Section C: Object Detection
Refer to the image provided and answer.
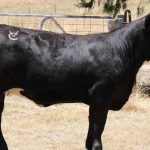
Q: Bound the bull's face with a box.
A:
[143,13,150,60]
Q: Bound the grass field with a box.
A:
[0,0,150,150]
[0,0,79,14]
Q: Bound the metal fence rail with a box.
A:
[0,13,114,34]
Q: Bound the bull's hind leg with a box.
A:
[0,94,8,150]
[86,101,108,150]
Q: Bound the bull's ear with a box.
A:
[144,13,150,32]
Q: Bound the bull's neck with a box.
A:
[113,20,145,74]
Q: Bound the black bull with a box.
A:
[0,14,150,150]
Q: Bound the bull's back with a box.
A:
[0,24,99,102]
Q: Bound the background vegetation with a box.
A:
[0,0,149,17]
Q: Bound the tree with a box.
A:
[137,2,144,16]
[77,0,127,18]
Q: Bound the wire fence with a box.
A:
[40,15,114,34]
[0,7,149,35]
[0,13,115,34]
[0,0,149,35]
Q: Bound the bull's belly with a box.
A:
[20,86,88,107]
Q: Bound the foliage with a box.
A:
[77,0,128,17]
[137,2,145,16]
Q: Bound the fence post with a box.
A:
[123,10,132,24]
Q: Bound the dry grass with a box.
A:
[3,65,150,150]
[0,0,80,15]
[0,0,149,16]
[104,97,150,150]
[3,95,88,150]
[2,84,150,150]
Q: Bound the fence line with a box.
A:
[0,13,113,18]
[0,13,115,34]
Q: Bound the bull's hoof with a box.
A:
[92,140,102,150]
[92,146,102,150]
[92,142,102,150]
[86,140,102,150]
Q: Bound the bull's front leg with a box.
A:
[0,94,8,150]
[86,99,109,150]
